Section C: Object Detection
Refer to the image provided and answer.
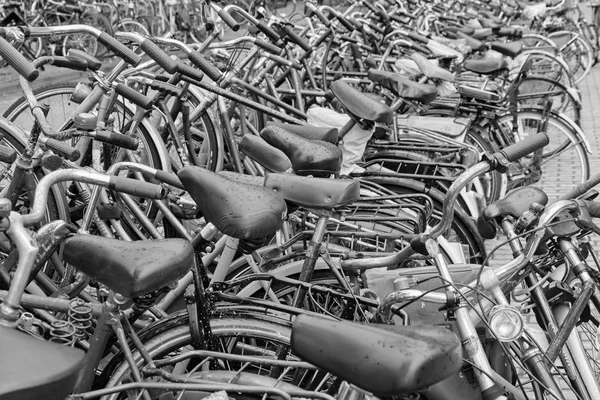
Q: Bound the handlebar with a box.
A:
[558,172,600,200]
[21,26,141,66]
[21,169,167,227]
[580,200,600,219]
[116,32,177,74]
[149,36,224,82]
[341,133,550,270]
[425,133,549,242]
[378,197,588,324]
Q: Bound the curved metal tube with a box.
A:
[23,169,111,227]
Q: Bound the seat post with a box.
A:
[291,209,331,309]
[73,291,152,399]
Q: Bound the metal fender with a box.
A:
[236,259,332,298]
[187,85,225,171]
[498,108,592,155]
[139,117,172,173]
[553,111,592,154]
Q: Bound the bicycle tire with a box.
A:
[518,50,575,89]
[116,18,150,36]
[419,108,506,204]
[2,81,167,172]
[514,75,581,126]
[0,121,66,224]
[96,311,329,398]
[1,81,175,240]
[494,109,590,200]
[548,31,593,85]
[139,66,222,172]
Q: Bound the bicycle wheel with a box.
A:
[116,18,150,35]
[1,81,174,240]
[420,108,505,203]
[2,81,167,172]
[518,50,575,88]
[548,31,594,85]
[521,33,559,50]
[61,13,113,58]
[3,81,79,134]
[97,311,329,398]
[0,121,67,224]
[550,299,600,399]
[494,109,590,200]
[515,75,581,126]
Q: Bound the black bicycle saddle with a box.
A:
[292,314,462,396]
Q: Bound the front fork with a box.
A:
[424,238,508,399]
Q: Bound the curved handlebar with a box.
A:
[21,169,166,227]
[24,26,141,66]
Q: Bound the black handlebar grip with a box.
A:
[347,17,363,31]
[97,32,141,67]
[43,138,81,161]
[350,43,362,61]
[335,14,356,32]
[497,28,523,38]
[67,49,102,70]
[361,1,377,12]
[313,28,333,48]
[176,62,205,82]
[0,35,38,82]
[155,169,185,190]
[583,200,600,218]
[115,83,154,110]
[187,51,222,82]
[0,144,16,164]
[498,133,550,163]
[279,25,311,52]
[140,39,178,74]
[367,21,385,34]
[559,173,600,200]
[256,20,281,42]
[340,35,359,44]
[218,8,240,31]
[255,38,281,54]
[51,56,89,71]
[412,43,431,55]
[93,131,139,150]
[407,31,428,44]
[149,80,183,98]
[389,14,407,24]
[108,176,166,199]
[362,1,388,22]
